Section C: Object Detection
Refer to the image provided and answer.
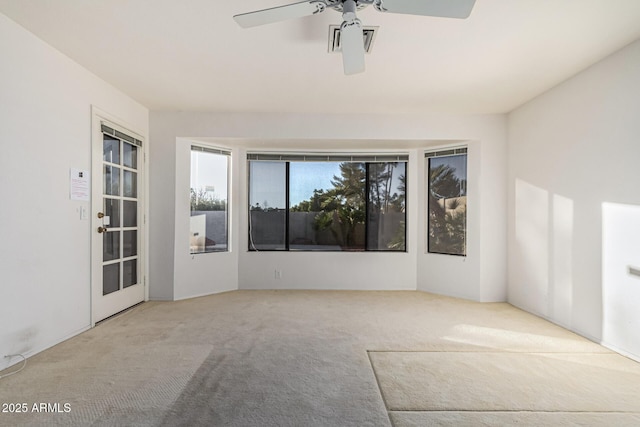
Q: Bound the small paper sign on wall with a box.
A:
[70,168,90,201]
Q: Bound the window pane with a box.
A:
[190,149,229,253]
[123,259,137,288]
[367,162,406,251]
[103,136,120,164]
[123,143,137,169]
[123,200,137,227]
[103,231,120,262]
[103,165,120,196]
[104,198,120,228]
[123,230,137,258]
[428,154,467,255]
[248,161,286,250]
[289,162,366,251]
[123,170,137,197]
[103,263,120,295]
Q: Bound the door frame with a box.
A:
[90,106,148,326]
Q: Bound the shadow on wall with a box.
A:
[602,202,640,359]
[513,179,574,327]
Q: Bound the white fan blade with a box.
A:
[234,0,327,28]
[377,0,476,19]
[341,20,365,75]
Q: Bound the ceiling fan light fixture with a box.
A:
[328,24,378,54]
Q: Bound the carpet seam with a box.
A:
[389,410,640,414]
[367,350,614,354]
[372,350,640,415]
[366,350,395,427]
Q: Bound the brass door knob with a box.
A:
[98,227,108,233]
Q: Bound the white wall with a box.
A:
[0,13,148,369]
[238,145,419,292]
[415,129,509,302]
[149,112,507,300]
[172,138,239,300]
[508,39,640,357]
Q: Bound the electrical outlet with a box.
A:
[274,269,282,280]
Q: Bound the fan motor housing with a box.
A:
[328,24,378,54]
[326,0,375,12]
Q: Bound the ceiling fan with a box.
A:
[233,0,476,75]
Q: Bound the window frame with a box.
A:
[425,147,468,257]
[189,145,231,254]
[247,153,408,253]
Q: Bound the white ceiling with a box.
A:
[2,0,640,114]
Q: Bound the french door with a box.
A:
[91,115,145,323]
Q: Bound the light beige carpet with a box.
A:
[390,411,640,427]
[0,290,637,426]
[370,350,640,426]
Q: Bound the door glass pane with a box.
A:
[123,230,137,258]
[123,143,137,169]
[103,231,120,262]
[123,259,137,288]
[104,165,120,196]
[104,198,120,228]
[103,137,120,164]
[123,170,137,197]
[123,201,137,227]
[103,263,120,295]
